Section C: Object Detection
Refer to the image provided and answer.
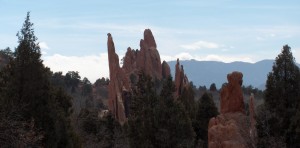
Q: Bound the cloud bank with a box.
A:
[181,40,220,50]
[43,53,109,83]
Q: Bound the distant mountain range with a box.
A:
[168,59,300,90]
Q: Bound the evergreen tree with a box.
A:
[262,45,300,147]
[128,72,158,148]
[209,83,217,91]
[178,84,196,119]
[194,92,219,147]
[82,77,92,96]
[65,71,81,92]
[156,76,195,148]
[0,12,79,147]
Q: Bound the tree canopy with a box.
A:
[0,12,79,147]
[258,45,300,147]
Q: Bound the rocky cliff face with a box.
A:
[174,59,189,97]
[208,71,256,148]
[107,29,170,124]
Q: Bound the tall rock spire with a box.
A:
[174,58,189,98]
[107,29,169,123]
[107,33,127,124]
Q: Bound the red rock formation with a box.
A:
[136,29,162,80]
[220,71,245,114]
[107,33,127,124]
[208,71,256,148]
[107,29,168,123]
[162,60,171,79]
[122,29,162,80]
[208,113,253,148]
[174,59,189,97]
[249,94,257,145]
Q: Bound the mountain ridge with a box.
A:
[168,59,300,90]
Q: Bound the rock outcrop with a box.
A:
[122,29,162,80]
[174,59,189,97]
[107,33,128,124]
[249,94,257,144]
[220,71,245,114]
[208,71,256,148]
[162,60,171,79]
[107,29,170,124]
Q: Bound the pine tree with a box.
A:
[128,72,158,148]
[156,76,195,147]
[0,12,80,147]
[178,84,196,119]
[262,45,300,147]
[194,92,219,147]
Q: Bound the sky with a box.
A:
[1,0,300,83]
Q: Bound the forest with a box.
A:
[0,12,300,148]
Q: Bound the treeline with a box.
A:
[0,12,80,147]
[0,12,112,147]
[0,12,219,147]
[1,12,300,148]
[125,72,219,148]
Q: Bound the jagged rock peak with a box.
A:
[107,33,127,124]
[162,60,171,79]
[143,29,157,49]
[175,58,189,97]
[106,29,162,124]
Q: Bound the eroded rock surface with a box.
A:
[162,60,171,79]
[107,29,168,124]
[174,59,189,97]
[107,33,128,124]
[208,71,256,148]
[220,71,245,114]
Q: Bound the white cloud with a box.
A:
[39,42,50,55]
[39,42,50,49]
[43,53,109,83]
[181,40,220,50]
[161,53,254,63]
[293,48,300,63]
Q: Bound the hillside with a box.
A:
[168,59,300,89]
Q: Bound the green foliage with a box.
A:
[193,92,219,147]
[259,45,300,147]
[79,109,128,147]
[94,77,109,86]
[242,85,264,99]
[256,104,287,148]
[50,71,66,88]
[0,47,14,69]
[0,47,14,58]
[128,72,158,147]
[157,76,195,147]
[178,84,196,119]
[82,77,92,96]
[128,74,195,148]
[209,83,217,91]
[0,12,80,147]
[65,71,81,92]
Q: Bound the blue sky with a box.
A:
[1,0,300,82]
